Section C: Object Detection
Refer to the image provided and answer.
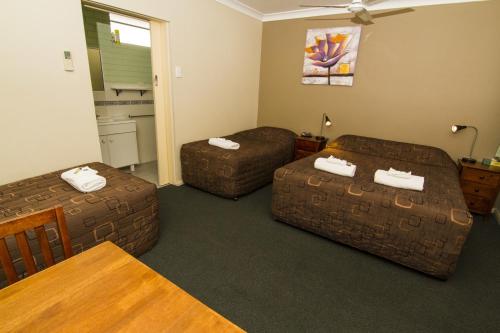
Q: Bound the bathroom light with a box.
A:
[451,124,478,163]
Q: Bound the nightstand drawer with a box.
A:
[460,181,497,198]
[296,139,319,151]
[295,149,314,160]
[463,194,492,214]
[462,168,500,186]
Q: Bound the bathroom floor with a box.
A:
[125,161,158,186]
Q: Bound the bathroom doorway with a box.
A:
[81,2,174,186]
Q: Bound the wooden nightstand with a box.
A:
[294,137,327,160]
[458,160,500,215]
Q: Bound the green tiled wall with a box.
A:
[97,22,153,85]
[82,6,110,49]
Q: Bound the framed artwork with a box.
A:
[302,26,362,86]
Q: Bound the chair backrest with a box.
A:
[0,205,73,285]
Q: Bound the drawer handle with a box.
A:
[474,189,479,193]
[479,176,485,180]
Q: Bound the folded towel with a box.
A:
[374,169,424,191]
[61,166,106,193]
[326,156,349,166]
[314,157,356,177]
[387,168,412,179]
[208,137,240,150]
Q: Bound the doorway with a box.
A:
[81,1,174,187]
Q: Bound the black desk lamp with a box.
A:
[451,124,478,163]
[317,113,332,140]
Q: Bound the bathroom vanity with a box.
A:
[98,119,139,171]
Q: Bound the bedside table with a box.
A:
[458,160,500,215]
[294,137,327,160]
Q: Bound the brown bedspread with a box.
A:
[181,127,296,198]
[0,162,159,286]
[272,135,473,279]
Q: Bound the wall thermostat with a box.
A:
[63,51,74,71]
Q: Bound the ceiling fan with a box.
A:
[300,0,412,24]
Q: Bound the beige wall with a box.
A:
[257,1,500,163]
[0,0,101,185]
[0,0,262,185]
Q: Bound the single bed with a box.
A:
[181,127,296,198]
[272,135,473,279]
[0,162,159,286]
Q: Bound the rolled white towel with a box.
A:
[387,168,412,179]
[314,157,356,177]
[208,137,240,150]
[61,166,106,193]
[326,155,348,166]
[374,169,424,191]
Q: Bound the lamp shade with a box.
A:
[325,115,332,127]
[451,125,467,133]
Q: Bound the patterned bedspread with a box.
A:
[272,135,473,279]
[0,162,159,286]
[181,127,296,198]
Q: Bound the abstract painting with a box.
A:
[302,26,362,86]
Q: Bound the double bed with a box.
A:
[272,135,473,279]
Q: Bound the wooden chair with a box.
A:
[0,205,73,285]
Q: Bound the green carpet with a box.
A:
[140,185,500,332]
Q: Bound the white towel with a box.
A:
[314,157,356,177]
[208,137,240,150]
[61,166,106,193]
[387,168,412,179]
[374,169,424,191]
[327,156,348,166]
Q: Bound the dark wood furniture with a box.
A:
[0,206,73,285]
[458,160,500,215]
[294,136,328,160]
[0,242,244,332]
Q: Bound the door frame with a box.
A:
[82,1,175,186]
[150,20,175,186]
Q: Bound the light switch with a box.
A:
[63,51,74,71]
[175,66,183,78]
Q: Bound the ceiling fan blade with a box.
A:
[300,4,350,9]
[305,16,354,21]
[365,0,387,5]
[355,8,373,23]
[371,8,414,19]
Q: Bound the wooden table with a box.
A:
[0,242,244,333]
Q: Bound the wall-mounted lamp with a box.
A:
[451,124,478,163]
[317,113,332,140]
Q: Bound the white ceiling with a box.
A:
[239,0,349,14]
[215,0,488,21]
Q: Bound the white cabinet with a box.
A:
[98,120,139,169]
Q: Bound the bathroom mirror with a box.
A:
[87,48,104,91]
